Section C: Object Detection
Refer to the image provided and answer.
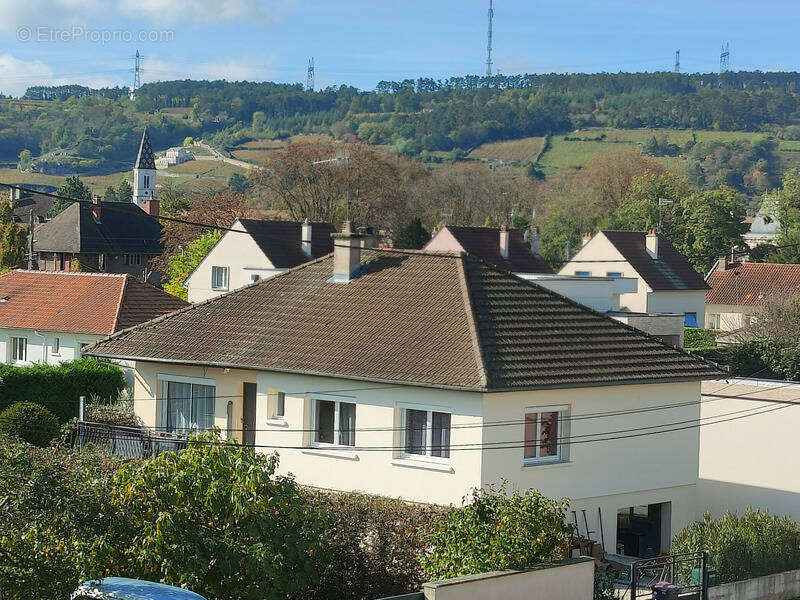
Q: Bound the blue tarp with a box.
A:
[684,313,699,328]
[75,578,207,600]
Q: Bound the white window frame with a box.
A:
[399,403,452,464]
[157,374,217,433]
[310,397,356,448]
[268,389,286,420]
[9,336,27,362]
[51,336,60,355]
[211,266,229,290]
[707,313,721,329]
[523,405,569,466]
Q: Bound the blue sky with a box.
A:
[0,0,796,96]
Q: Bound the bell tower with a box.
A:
[132,127,158,217]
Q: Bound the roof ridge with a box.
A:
[455,253,489,389]
[14,269,127,278]
[112,274,129,333]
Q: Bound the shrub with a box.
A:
[85,393,138,427]
[0,401,61,447]
[672,510,800,583]
[594,569,616,600]
[684,328,721,350]
[299,489,447,600]
[0,358,126,422]
[91,432,327,600]
[422,484,572,580]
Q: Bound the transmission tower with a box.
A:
[674,49,680,73]
[485,0,493,78]
[720,42,730,73]
[306,57,315,92]
[130,50,141,101]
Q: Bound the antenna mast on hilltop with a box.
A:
[130,50,141,101]
[674,49,680,73]
[307,57,315,92]
[720,42,730,73]
[485,0,493,78]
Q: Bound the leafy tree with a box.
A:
[422,484,572,580]
[95,432,328,600]
[394,218,430,249]
[163,230,221,299]
[0,197,26,270]
[115,177,133,203]
[510,212,530,231]
[228,172,249,193]
[183,136,194,146]
[48,175,91,218]
[17,149,32,171]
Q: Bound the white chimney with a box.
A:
[330,221,364,283]
[646,228,659,259]
[301,218,312,257]
[582,231,592,246]
[717,255,729,271]
[499,227,510,259]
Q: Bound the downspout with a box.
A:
[33,330,47,364]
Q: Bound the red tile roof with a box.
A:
[0,270,188,335]
[706,262,800,306]
[88,250,721,391]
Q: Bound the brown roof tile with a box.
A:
[238,219,335,268]
[431,226,552,273]
[601,231,709,291]
[706,262,800,306]
[88,250,721,390]
[0,270,188,335]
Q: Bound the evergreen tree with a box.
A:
[395,218,430,249]
[48,176,91,218]
[0,198,26,270]
[115,178,133,203]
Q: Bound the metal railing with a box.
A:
[75,421,187,459]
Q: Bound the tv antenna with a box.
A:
[441,208,454,225]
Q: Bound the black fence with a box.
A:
[625,551,708,600]
[75,421,187,459]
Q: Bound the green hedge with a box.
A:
[0,402,61,447]
[0,359,126,423]
[672,510,800,584]
[684,328,721,350]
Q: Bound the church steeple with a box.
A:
[132,128,158,217]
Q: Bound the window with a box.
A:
[125,254,142,266]
[575,271,591,277]
[52,337,60,354]
[250,274,261,282]
[524,409,564,463]
[161,380,216,433]
[143,175,150,189]
[313,399,355,446]
[10,337,26,362]
[402,408,451,460]
[707,313,721,329]
[211,266,229,290]
[606,272,623,278]
[269,390,285,419]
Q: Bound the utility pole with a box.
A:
[306,57,315,92]
[27,209,34,270]
[674,49,680,73]
[485,0,493,78]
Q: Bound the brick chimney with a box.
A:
[91,195,102,222]
[499,227,510,259]
[301,218,312,257]
[582,231,592,246]
[717,255,729,271]
[330,221,365,283]
[143,196,159,218]
[646,229,659,259]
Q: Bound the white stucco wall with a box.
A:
[705,303,749,331]
[0,327,104,366]
[698,379,800,524]
[519,274,637,313]
[185,221,284,303]
[647,290,707,325]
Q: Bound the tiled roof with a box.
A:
[12,190,53,223]
[432,226,552,273]
[134,128,156,170]
[706,262,800,306]
[34,201,162,254]
[0,270,188,335]
[87,250,721,391]
[601,231,709,291]
[239,219,335,268]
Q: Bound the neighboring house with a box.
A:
[155,146,193,169]
[699,378,800,525]
[0,270,187,366]
[7,187,53,223]
[185,218,334,302]
[88,228,721,558]
[424,225,552,274]
[743,195,780,248]
[33,197,163,282]
[425,226,684,345]
[705,259,800,331]
[560,230,709,327]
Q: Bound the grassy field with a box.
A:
[231,149,277,164]
[538,138,612,170]
[163,160,248,178]
[237,139,287,150]
[468,137,545,162]
[0,169,126,194]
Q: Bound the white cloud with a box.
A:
[118,0,295,25]
[142,56,276,82]
[0,0,103,32]
[0,54,54,96]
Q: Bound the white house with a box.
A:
[155,146,193,169]
[185,219,334,303]
[88,226,722,558]
[560,230,709,328]
[0,270,187,366]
